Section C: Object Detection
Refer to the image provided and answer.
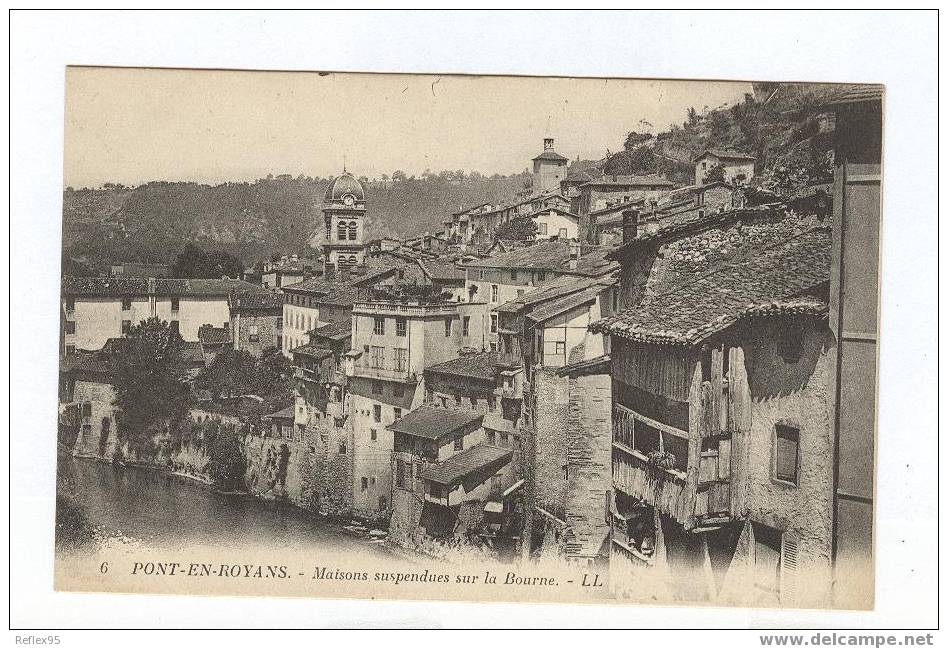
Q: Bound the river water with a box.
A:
[58,454,392,559]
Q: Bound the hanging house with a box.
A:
[592,200,835,607]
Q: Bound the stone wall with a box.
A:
[532,368,570,520]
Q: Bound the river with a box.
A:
[58,454,393,558]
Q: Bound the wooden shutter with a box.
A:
[780,533,800,604]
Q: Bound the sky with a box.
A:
[64,67,752,188]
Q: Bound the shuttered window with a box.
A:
[780,534,800,604]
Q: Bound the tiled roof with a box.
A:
[593,221,831,346]
[819,84,884,108]
[496,273,614,315]
[231,290,283,311]
[696,148,757,162]
[199,326,232,345]
[564,159,605,182]
[607,204,788,260]
[419,444,513,485]
[526,284,609,324]
[291,343,334,360]
[262,405,295,420]
[387,405,484,441]
[556,354,611,377]
[309,319,352,341]
[62,276,266,297]
[418,259,465,282]
[465,240,618,277]
[425,352,499,382]
[580,174,675,189]
[532,150,568,162]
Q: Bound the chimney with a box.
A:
[544,138,554,151]
[622,209,639,244]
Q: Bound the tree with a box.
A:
[112,317,191,457]
[196,348,258,399]
[704,163,726,184]
[202,419,246,491]
[623,131,654,151]
[171,242,243,279]
[493,215,537,241]
[392,170,407,183]
[686,107,699,126]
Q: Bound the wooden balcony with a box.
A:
[353,363,418,383]
[612,442,690,526]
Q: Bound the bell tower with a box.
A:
[321,171,367,270]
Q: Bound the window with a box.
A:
[490,314,498,333]
[65,297,75,312]
[479,270,485,280]
[490,285,498,303]
[538,222,548,235]
[370,429,377,441]
[393,347,408,372]
[338,442,347,454]
[65,344,76,355]
[248,324,259,342]
[370,476,376,486]
[338,221,348,240]
[348,222,358,240]
[455,395,462,407]
[500,432,509,447]
[444,317,452,337]
[454,435,464,451]
[121,297,132,311]
[170,298,180,312]
[554,341,566,356]
[490,342,497,352]
[121,320,132,335]
[774,425,800,484]
[170,320,179,335]
[373,317,385,335]
[64,321,76,334]
[371,346,385,369]
[487,430,496,445]
[469,397,478,410]
[517,289,525,297]
[559,228,568,238]
[487,396,496,412]
[373,404,382,423]
[81,402,92,418]
[537,271,546,282]
[510,270,518,281]
[372,380,383,395]
[462,316,470,336]
[395,317,407,337]
[361,477,368,492]
[394,407,402,420]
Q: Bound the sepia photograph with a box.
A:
[8,8,939,635]
[53,67,880,610]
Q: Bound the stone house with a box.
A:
[61,277,267,353]
[494,269,618,564]
[388,405,519,548]
[345,290,491,520]
[592,200,834,607]
[570,174,676,240]
[230,290,283,357]
[693,148,756,186]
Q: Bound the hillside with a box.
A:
[62,172,529,271]
[582,82,854,187]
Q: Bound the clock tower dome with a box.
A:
[321,171,367,269]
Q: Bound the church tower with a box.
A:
[322,171,367,269]
[532,137,568,194]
